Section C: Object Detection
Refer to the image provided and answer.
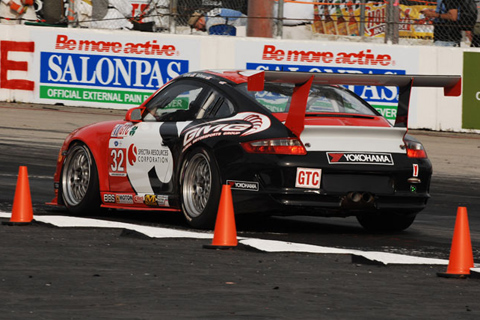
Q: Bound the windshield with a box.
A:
[239,83,378,116]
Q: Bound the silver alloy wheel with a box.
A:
[182,153,212,218]
[62,145,92,207]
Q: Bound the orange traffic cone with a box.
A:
[3,166,34,226]
[203,185,238,249]
[437,207,475,278]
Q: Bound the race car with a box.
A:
[49,70,461,232]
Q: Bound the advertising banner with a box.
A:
[462,52,480,130]
[312,1,435,40]
[235,41,420,123]
[31,28,201,109]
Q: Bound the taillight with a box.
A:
[241,138,307,155]
[405,140,427,159]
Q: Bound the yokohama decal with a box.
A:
[327,152,394,165]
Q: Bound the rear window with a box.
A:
[239,83,377,116]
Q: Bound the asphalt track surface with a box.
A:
[1,102,480,319]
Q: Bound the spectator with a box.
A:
[470,2,480,47]
[132,0,170,32]
[0,0,36,24]
[188,8,247,32]
[78,0,133,30]
[422,0,462,47]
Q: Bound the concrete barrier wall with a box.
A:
[1,24,479,133]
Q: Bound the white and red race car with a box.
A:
[49,70,461,232]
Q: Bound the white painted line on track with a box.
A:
[0,211,449,266]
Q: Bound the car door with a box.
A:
[107,80,210,205]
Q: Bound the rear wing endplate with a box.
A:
[246,71,461,135]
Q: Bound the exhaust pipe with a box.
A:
[346,192,375,205]
[362,192,374,204]
[349,192,363,203]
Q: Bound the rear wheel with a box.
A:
[61,143,101,215]
[356,211,418,233]
[180,148,221,229]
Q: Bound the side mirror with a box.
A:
[125,107,143,123]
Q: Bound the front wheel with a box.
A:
[356,211,418,233]
[61,143,101,215]
[180,148,221,229]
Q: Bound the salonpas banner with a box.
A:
[31,28,201,109]
[235,41,420,123]
[463,52,480,130]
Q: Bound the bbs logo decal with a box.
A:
[327,152,394,165]
[103,194,116,203]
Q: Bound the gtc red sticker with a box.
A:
[296,168,322,189]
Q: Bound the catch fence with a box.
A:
[1,0,478,46]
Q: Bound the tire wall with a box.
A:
[0,24,478,133]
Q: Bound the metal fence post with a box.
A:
[277,0,284,39]
[385,0,399,44]
[67,0,78,27]
[170,0,178,34]
[359,0,366,37]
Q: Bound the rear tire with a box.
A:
[180,147,221,229]
[356,211,417,233]
[61,143,101,215]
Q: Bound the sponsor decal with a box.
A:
[182,112,271,150]
[144,194,157,206]
[109,138,124,148]
[103,194,116,203]
[129,126,138,136]
[127,144,169,165]
[327,152,394,165]
[227,180,260,192]
[111,123,134,137]
[116,194,134,204]
[156,195,170,207]
[133,195,144,204]
[127,144,137,166]
[296,168,322,189]
[412,164,419,177]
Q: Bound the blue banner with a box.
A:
[40,52,189,89]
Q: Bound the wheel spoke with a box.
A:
[62,146,92,207]
[182,152,212,218]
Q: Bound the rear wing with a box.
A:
[246,71,462,136]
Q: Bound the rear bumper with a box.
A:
[232,189,429,217]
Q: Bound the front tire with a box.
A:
[61,143,101,215]
[180,148,221,229]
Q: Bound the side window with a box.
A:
[143,81,205,121]
[197,90,235,119]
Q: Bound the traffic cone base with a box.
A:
[203,185,238,250]
[3,166,34,226]
[437,207,474,278]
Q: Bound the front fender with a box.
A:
[54,120,126,194]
